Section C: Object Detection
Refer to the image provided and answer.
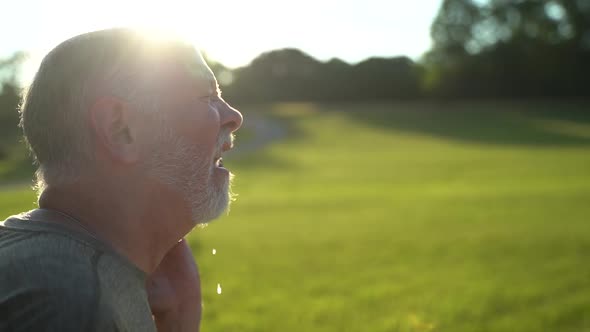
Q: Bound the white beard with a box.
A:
[145,125,234,224]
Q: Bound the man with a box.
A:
[0,28,243,331]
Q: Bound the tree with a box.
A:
[223,49,424,102]
[0,52,26,160]
[425,0,590,98]
[0,53,25,137]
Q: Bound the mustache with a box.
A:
[216,128,235,154]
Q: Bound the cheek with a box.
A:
[181,106,220,154]
[200,106,220,136]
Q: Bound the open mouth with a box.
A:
[214,157,224,168]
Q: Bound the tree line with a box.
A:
[213,0,589,101]
[1,0,589,112]
[424,0,590,98]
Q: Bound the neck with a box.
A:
[38,179,191,273]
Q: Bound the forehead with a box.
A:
[184,50,215,85]
[155,47,217,97]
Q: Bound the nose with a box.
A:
[220,101,243,133]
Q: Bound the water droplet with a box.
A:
[216,283,222,295]
[212,248,217,255]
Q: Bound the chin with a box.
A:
[190,172,234,225]
[194,196,229,224]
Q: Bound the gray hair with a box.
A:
[20,28,213,192]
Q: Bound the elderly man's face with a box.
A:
[143,52,243,224]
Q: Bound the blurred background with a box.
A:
[1,0,589,331]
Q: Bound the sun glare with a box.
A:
[17,0,439,85]
[22,0,253,78]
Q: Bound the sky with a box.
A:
[1,0,442,82]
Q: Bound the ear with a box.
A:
[89,97,139,164]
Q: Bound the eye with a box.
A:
[209,95,222,104]
[198,92,223,106]
[198,95,212,103]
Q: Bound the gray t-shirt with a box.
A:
[0,209,157,332]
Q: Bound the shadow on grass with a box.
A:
[326,100,590,147]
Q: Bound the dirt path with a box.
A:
[227,113,287,157]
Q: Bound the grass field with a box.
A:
[1,101,590,331]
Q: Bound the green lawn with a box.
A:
[2,101,590,331]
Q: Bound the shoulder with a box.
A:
[0,230,108,331]
[0,226,102,279]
